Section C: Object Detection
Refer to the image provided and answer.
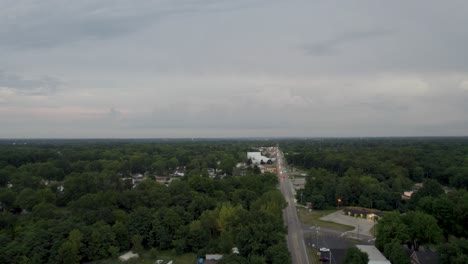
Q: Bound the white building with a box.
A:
[356,245,391,264]
[206,254,223,261]
[247,152,272,165]
[119,251,139,262]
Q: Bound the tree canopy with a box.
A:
[343,247,369,264]
[0,140,290,263]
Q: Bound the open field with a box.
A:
[297,208,354,232]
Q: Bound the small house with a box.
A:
[118,251,139,262]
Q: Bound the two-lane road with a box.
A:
[277,149,310,264]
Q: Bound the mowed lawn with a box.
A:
[297,208,354,232]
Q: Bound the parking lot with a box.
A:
[319,210,375,238]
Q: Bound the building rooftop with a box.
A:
[410,251,438,264]
[344,207,383,216]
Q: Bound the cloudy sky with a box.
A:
[1,0,467,138]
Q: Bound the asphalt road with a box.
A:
[305,226,375,264]
[277,149,310,264]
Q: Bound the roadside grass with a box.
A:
[370,223,377,237]
[297,208,354,232]
[346,237,361,243]
[307,248,321,264]
[90,249,197,264]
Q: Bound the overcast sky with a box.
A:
[1,0,468,138]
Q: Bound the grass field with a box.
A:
[297,208,354,232]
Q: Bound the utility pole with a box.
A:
[316,227,320,249]
[316,230,318,249]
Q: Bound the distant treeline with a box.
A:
[283,138,467,208]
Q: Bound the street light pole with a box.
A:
[357,224,360,240]
[316,230,318,249]
[316,227,320,249]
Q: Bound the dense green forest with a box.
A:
[282,137,468,263]
[0,140,290,264]
[1,138,467,263]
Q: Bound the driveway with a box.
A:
[319,210,375,238]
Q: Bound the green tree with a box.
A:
[0,188,16,211]
[135,179,170,208]
[220,156,237,176]
[152,159,167,175]
[431,196,456,237]
[38,188,56,204]
[57,229,83,264]
[344,247,369,264]
[252,165,261,175]
[218,254,248,264]
[167,157,179,170]
[88,222,117,260]
[188,194,216,218]
[10,171,41,191]
[0,166,15,187]
[402,211,442,251]
[265,242,291,264]
[15,188,40,211]
[128,207,153,247]
[113,221,130,252]
[438,236,468,264]
[376,211,409,250]
[63,172,98,202]
[310,194,325,209]
[384,240,410,264]
[187,220,209,252]
[131,234,143,251]
[412,179,444,202]
[31,202,57,219]
[249,255,267,264]
[232,189,258,210]
[447,190,468,237]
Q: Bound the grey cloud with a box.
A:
[121,100,300,130]
[107,108,122,120]
[1,0,468,137]
[360,96,409,113]
[303,29,392,56]
[0,0,269,49]
[0,71,60,95]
